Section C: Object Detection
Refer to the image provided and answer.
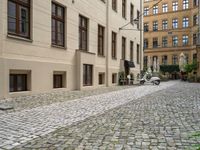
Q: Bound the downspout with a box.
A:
[140,0,143,72]
[106,0,110,87]
[197,0,200,76]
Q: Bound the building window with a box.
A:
[144,56,148,68]
[53,72,66,89]
[54,75,63,88]
[183,0,189,9]
[185,54,189,64]
[144,39,148,49]
[182,35,189,46]
[153,37,158,48]
[162,20,168,30]
[8,0,30,38]
[183,17,189,28]
[112,73,117,84]
[193,14,198,26]
[122,0,126,18]
[137,44,140,64]
[193,33,197,45]
[112,0,117,11]
[173,1,178,11]
[172,19,178,29]
[144,7,149,16]
[130,41,134,61]
[162,36,168,47]
[162,4,168,13]
[79,15,88,51]
[98,25,105,56]
[153,21,158,31]
[52,3,65,47]
[172,36,178,47]
[153,5,158,15]
[83,64,93,86]
[137,10,140,29]
[122,37,126,60]
[112,32,117,59]
[144,23,149,32]
[172,55,178,65]
[99,73,105,85]
[10,74,28,92]
[130,4,134,24]
[193,53,197,61]
[162,55,168,65]
[194,0,199,6]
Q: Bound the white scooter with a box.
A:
[139,72,160,85]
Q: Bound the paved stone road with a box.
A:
[0,86,133,115]
[1,81,200,150]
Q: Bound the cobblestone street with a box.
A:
[0,81,200,149]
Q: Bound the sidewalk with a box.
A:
[0,85,133,115]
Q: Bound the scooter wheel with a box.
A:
[140,81,145,85]
[154,80,160,85]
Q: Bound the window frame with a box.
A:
[8,0,31,38]
[51,2,65,47]
[98,25,105,56]
[9,74,28,92]
[53,74,64,89]
[79,15,88,51]
[122,37,126,60]
[83,64,93,86]
[112,32,117,59]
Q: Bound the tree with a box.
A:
[184,61,198,74]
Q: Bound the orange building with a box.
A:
[143,0,198,69]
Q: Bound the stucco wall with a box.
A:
[0,0,143,98]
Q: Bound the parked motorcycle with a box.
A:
[139,72,160,85]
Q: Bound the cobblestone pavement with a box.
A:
[0,86,133,115]
[0,81,177,149]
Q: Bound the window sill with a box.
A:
[98,54,105,58]
[7,34,33,42]
[51,44,67,50]
[9,91,31,97]
[53,87,67,90]
[112,57,117,60]
[76,49,96,55]
[112,9,118,13]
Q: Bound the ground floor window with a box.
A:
[83,64,93,86]
[10,74,27,92]
[53,75,63,88]
[112,73,117,84]
[99,73,105,85]
[53,72,66,88]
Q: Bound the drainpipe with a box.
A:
[106,0,110,87]
[140,0,143,72]
[197,0,200,76]
[198,0,200,45]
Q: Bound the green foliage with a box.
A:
[191,132,200,150]
[184,61,198,74]
[160,65,180,74]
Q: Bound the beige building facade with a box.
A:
[0,0,143,99]
[143,0,198,68]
